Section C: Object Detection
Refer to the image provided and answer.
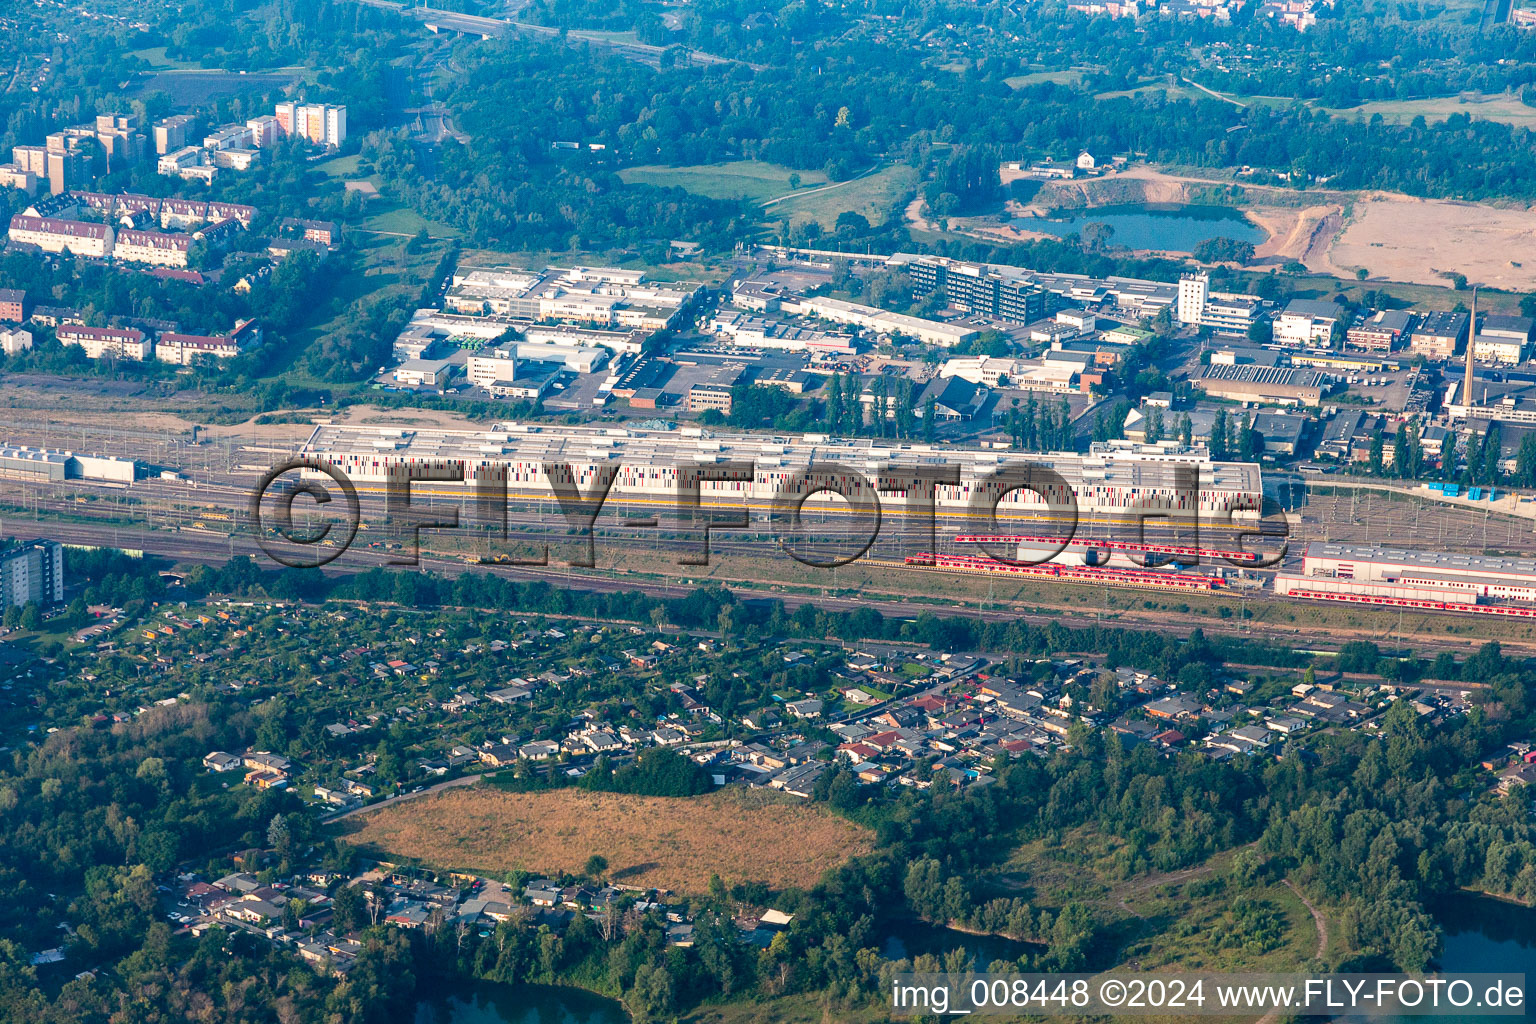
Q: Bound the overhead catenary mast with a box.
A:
[1463,284,1478,412]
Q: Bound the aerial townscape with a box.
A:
[3,0,1536,1022]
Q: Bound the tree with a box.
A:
[1516,435,1536,488]
[631,963,674,1022]
[331,881,365,933]
[267,814,292,859]
[1237,412,1257,461]
[1080,221,1115,253]
[1193,237,1255,264]
[583,854,608,880]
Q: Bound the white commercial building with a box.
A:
[710,311,857,356]
[1176,272,1261,335]
[941,355,1029,387]
[445,265,699,331]
[1471,334,1528,365]
[393,357,457,387]
[465,354,521,389]
[789,295,977,348]
[1177,273,1208,325]
[1273,299,1341,347]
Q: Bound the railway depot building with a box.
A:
[1275,542,1536,606]
[299,424,1263,523]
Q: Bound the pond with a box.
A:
[1365,894,1536,1024]
[881,918,1040,969]
[414,981,628,1024]
[1013,203,1266,253]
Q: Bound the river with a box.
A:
[1013,202,1265,252]
[414,981,628,1024]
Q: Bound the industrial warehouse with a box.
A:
[298,424,1264,523]
[1275,542,1536,616]
[0,444,138,484]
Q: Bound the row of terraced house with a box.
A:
[5,192,256,268]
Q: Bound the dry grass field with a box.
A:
[335,787,872,892]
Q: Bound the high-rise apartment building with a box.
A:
[273,102,347,147]
[0,541,65,611]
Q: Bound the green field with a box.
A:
[1005,69,1087,89]
[765,164,919,229]
[315,153,364,179]
[618,160,828,204]
[1095,80,1209,103]
[1095,76,1536,129]
[1323,92,1536,128]
[618,160,916,229]
[360,201,464,239]
[127,46,202,71]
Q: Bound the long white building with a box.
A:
[8,215,113,258]
[786,295,978,348]
[1275,542,1536,605]
[445,266,699,331]
[298,424,1263,524]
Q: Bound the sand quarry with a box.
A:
[1329,196,1536,290]
[958,166,1536,287]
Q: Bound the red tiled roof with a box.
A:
[160,332,231,350]
[116,229,190,251]
[9,214,109,239]
[58,325,144,342]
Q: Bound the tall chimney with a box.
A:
[1463,285,1477,412]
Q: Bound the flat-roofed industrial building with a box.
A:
[1276,542,1536,605]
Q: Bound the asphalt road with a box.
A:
[323,772,482,823]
